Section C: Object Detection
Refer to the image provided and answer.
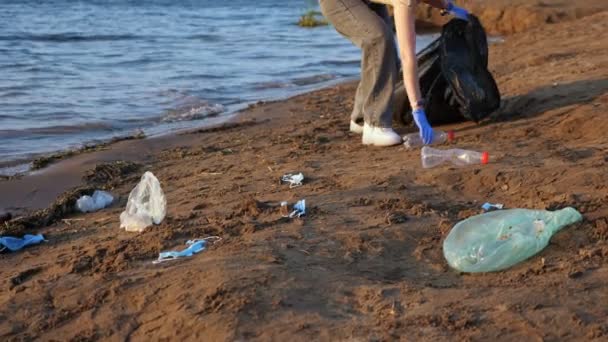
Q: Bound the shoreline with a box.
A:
[0,2,607,340]
[0,77,367,217]
[1,0,608,215]
[4,0,605,180]
[0,75,361,180]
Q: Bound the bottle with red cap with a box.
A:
[421,146,489,168]
[403,130,455,149]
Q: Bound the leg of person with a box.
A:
[319,0,400,146]
[350,2,399,134]
[350,82,365,134]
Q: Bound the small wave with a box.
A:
[315,60,360,68]
[252,81,292,90]
[251,74,339,90]
[0,33,142,43]
[0,84,41,92]
[0,91,28,98]
[0,162,30,177]
[167,73,228,81]
[0,114,22,120]
[161,96,225,123]
[291,74,337,86]
[0,63,32,70]
[112,57,158,67]
[0,122,114,138]
[186,34,222,42]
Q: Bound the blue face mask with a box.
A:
[289,199,306,218]
[0,234,45,252]
[153,237,221,264]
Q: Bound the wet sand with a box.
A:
[1,4,608,342]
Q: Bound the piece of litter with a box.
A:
[482,202,504,211]
[62,218,85,226]
[120,171,166,232]
[153,236,221,264]
[443,207,582,273]
[0,234,46,252]
[200,172,222,176]
[77,190,114,213]
[280,201,290,217]
[281,173,304,188]
[289,199,306,218]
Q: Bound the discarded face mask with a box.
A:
[76,190,114,213]
[289,199,306,218]
[281,173,304,188]
[481,202,504,211]
[153,236,221,264]
[0,234,46,252]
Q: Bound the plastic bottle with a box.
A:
[403,130,454,149]
[443,207,582,273]
[421,146,489,168]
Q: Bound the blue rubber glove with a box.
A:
[412,108,434,145]
[446,1,470,21]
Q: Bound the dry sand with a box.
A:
[1,3,608,341]
[415,0,608,34]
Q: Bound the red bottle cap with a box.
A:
[447,130,455,142]
[481,151,489,165]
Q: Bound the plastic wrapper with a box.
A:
[120,171,167,232]
[443,207,582,273]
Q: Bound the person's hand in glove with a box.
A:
[412,108,434,145]
[443,1,469,21]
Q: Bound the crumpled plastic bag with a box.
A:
[76,190,114,213]
[281,173,304,188]
[120,171,166,232]
[443,207,582,273]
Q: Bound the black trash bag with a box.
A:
[393,15,500,125]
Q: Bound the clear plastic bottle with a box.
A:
[403,130,454,149]
[421,146,489,168]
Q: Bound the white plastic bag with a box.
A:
[120,171,166,232]
[76,190,114,213]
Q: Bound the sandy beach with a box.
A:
[1,1,608,340]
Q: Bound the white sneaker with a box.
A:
[362,123,402,146]
[350,120,364,134]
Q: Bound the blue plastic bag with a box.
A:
[443,207,582,273]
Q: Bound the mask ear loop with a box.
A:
[187,236,222,245]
